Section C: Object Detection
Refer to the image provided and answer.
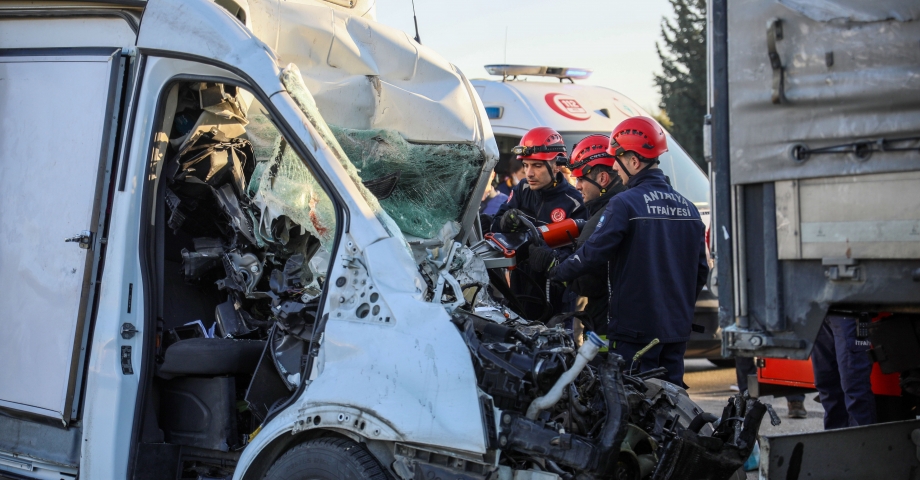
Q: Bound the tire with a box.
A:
[708,358,736,369]
[264,437,389,480]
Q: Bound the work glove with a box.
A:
[528,244,557,274]
[500,208,525,233]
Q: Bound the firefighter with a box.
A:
[528,135,625,338]
[489,126,587,320]
[812,311,876,429]
[544,117,709,386]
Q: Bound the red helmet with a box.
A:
[607,116,668,160]
[513,126,568,162]
[569,134,616,178]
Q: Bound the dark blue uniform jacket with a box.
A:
[550,168,708,343]
[489,175,586,231]
[488,174,586,320]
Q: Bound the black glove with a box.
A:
[528,244,556,273]
[500,208,524,233]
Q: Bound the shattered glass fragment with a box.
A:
[249,136,337,248]
[331,127,483,238]
[280,65,450,241]
[279,64,381,212]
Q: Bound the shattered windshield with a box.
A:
[280,65,485,239]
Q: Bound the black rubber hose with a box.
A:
[567,384,590,415]
[516,270,554,323]
[568,399,589,436]
[545,460,574,480]
[516,215,546,247]
[486,268,528,315]
[593,353,631,475]
[688,412,719,433]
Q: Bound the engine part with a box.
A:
[526,331,605,420]
[218,252,264,298]
[450,304,771,479]
[213,183,258,245]
[594,353,631,476]
[619,424,660,480]
[246,330,293,422]
[502,415,597,471]
[181,237,225,280]
[272,299,316,340]
[214,298,256,338]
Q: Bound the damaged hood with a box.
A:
[239,0,499,241]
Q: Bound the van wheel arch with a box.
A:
[240,428,355,480]
[264,436,390,479]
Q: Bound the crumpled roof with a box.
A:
[236,0,498,240]
[246,0,493,148]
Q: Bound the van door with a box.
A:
[0,48,125,424]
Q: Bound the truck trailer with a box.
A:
[707,0,920,477]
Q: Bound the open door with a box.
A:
[0,48,125,424]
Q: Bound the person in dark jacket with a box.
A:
[528,134,625,338]
[480,171,509,216]
[546,117,709,386]
[812,311,876,429]
[496,159,525,196]
[489,127,587,320]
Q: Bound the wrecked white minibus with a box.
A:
[0,1,767,479]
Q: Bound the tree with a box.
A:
[650,109,674,131]
[655,0,707,169]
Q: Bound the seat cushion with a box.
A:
[158,338,266,378]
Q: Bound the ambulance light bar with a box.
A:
[484,64,593,81]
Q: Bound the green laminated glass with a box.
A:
[331,127,482,238]
[279,64,484,239]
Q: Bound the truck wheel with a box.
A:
[264,437,388,479]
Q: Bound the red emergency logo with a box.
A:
[545,93,590,121]
[550,208,567,223]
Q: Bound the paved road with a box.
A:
[684,359,826,479]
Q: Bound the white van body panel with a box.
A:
[0,52,119,423]
[2,0,492,476]
[236,236,487,477]
[0,17,136,49]
[138,0,285,98]
[137,2,488,476]
[291,236,484,452]
[80,57,250,480]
